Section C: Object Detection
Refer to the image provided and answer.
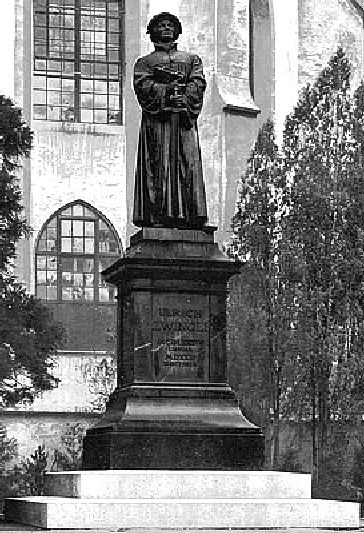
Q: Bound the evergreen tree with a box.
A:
[229,119,295,468]
[281,48,364,491]
[0,96,32,272]
[230,49,364,497]
[0,96,65,407]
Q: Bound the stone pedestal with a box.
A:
[82,227,264,470]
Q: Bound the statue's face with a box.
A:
[155,19,175,42]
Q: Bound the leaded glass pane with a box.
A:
[85,222,94,236]
[73,220,84,236]
[73,238,84,253]
[37,239,47,251]
[34,76,47,89]
[73,205,84,216]
[74,273,83,287]
[47,238,57,251]
[94,109,107,123]
[38,271,47,283]
[48,256,58,270]
[47,226,57,239]
[85,273,94,286]
[37,256,47,269]
[84,287,94,300]
[74,258,83,272]
[37,286,47,299]
[48,91,62,105]
[85,238,94,253]
[47,271,58,284]
[99,287,109,301]
[34,104,47,119]
[81,109,93,122]
[62,271,73,285]
[47,78,61,90]
[61,257,73,271]
[61,220,71,236]
[81,79,93,92]
[62,287,73,300]
[62,238,72,252]
[84,258,94,271]
[94,94,107,108]
[61,207,72,216]
[34,91,46,105]
[48,107,61,120]
[81,94,93,108]
[34,60,46,71]
[95,80,107,93]
[47,287,57,300]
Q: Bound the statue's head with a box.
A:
[147,12,182,43]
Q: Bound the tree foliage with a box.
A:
[229,119,294,467]
[0,96,32,272]
[0,95,65,407]
[229,48,364,495]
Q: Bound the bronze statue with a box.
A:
[133,12,208,229]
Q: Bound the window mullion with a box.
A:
[74,0,81,122]
[95,218,99,303]
[57,216,62,302]
[118,8,124,123]
[46,1,50,57]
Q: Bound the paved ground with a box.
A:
[1,521,364,533]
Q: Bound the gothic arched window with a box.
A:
[35,200,122,302]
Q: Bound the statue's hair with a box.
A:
[147,12,182,42]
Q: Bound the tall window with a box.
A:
[33,0,124,124]
[35,201,122,302]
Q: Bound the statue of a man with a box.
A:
[133,12,208,229]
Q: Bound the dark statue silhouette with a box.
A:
[133,12,208,229]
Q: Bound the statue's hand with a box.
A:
[168,82,186,108]
[170,93,187,108]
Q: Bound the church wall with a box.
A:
[19,353,116,413]
[298,0,364,90]
[29,123,126,293]
[13,0,32,288]
[0,0,15,99]
[1,412,100,469]
[1,354,115,468]
[270,0,299,143]
[222,0,274,243]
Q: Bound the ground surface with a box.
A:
[1,519,364,533]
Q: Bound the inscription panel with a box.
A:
[151,293,209,383]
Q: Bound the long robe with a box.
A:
[133,42,208,228]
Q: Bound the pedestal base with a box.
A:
[83,227,264,470]
[82,384,264,470]
[83,428,264,470]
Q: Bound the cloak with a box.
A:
[133,42,208,228]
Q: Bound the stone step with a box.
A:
[43,470,312,499]
[5,497,360,530]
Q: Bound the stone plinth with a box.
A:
[43,470,312,499]
[82,227,264,470]
[5,495,360,530]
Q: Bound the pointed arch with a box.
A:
[35,199,122,302]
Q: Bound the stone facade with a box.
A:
[1,413,100,469]
[298,0,364,90]
[29,123,126,294]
